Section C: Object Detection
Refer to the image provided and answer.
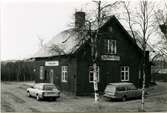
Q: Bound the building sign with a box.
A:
[45,61,59,66]
[101,55,120,61]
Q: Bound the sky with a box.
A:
[0,0,166,61]
[1,0,92,60]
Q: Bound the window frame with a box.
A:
[116,87,126,91]
[61,66,68,83]
[120,66,129,81]
[89,66,100,83]
[127,85,137,90]
[39,66,44,80]
[104,39,117,54]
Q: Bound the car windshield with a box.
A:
[105,85,116,92]
[43,85,56,90]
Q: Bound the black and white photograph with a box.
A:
[1,0,167,112]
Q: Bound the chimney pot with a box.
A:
[75,11,85,30]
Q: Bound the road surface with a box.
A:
[1,81,167,112]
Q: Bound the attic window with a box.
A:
[108,27,113,32]
[104,39,117,54]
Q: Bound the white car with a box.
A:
[27,83,60,101]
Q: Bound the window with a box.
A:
[116,87,126,91]
[127,85,137,90]
[138,70,141,79]
[40,66,44,80]
[121,66,129,81]
[104,39,117,54]
[89,66,100,83]
[61,66,68,82]
[34,84,43,90]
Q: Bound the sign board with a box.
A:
[45,61,59,66]
[101,55,120,61]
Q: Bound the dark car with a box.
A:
[103,82,142,101]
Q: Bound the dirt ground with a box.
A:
[1,81,167,112]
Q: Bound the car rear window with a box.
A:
[34,84,43,90]
[116,87,126,91]
[105,85,116,92]
[43,85,56,90]
[127,85,137,90]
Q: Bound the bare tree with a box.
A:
[39,0,119,103]
[155,0,167,38]
[62,0,122,103]
[122,0,156,111]
[154,0,167,59]
[122,1,137,41]
[83,0,122,103]
[37,35,45,49]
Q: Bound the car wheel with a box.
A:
[103,96,111,101]
[52,97,57,101]
[36,94,40,101]
[122,96,126,101]
[27,91,31,97]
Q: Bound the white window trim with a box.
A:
[139,69,141,79]
[39,66,44,80]
[89,66,100,83]
[61,66,68,83]
[121,66,129,81]
[106,39,117,54]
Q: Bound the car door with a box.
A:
[31,85,38,96]
[135,89,142,98]
[116,87,126,98]
[29,85,35,96]
[126,86,134,98]
[127,85,137,98]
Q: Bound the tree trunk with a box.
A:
[93,63,99,103]
[141,70,146,111]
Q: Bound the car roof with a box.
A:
[35,83,55,86]
[108,82,133,86]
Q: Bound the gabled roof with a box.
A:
[32,15,153,59]
[32,29,89,58]
[127,30,154,52]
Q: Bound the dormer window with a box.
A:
[104,39,117,54]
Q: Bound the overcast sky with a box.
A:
[1,0,93,60]
[0,0,165,60]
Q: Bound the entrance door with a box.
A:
[49,69,54,83]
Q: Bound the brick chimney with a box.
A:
[75,11,85,30]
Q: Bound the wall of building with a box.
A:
[34,56,77,95]
[75,18,146,95]
[98,18,144,88]
[33,17,151,96]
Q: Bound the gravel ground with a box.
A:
[1,81,167,112]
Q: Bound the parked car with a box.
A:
[27,83,60,101]
[103,82,142,101]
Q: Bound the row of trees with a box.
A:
[1,61,36,81]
